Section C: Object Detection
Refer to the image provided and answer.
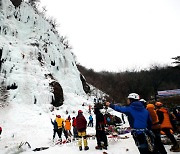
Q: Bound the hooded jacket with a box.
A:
[110,101,152,129]
[65,119,71,130]
[56,117,64,129]
[156,107,173,129]
[72,118,76,127]
[94,108,105,130]
[51,119,58,130]
[146,104,160,129]
[76,113,87,132]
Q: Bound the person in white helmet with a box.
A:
[106,93,157,154]
[140,99,147,108]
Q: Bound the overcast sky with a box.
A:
[39,0,180,72]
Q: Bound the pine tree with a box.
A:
[172,56,180,66]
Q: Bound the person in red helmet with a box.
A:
[76,110,89,151]
[51,115,68,141]
[56,115,61,118]
[65,118,72,138]
[78,110,83,113]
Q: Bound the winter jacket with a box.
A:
[156,107,173,129]
[72,118,76,127]
[110,101,152,129]
[56,117,64,129]
[89,115,93,121]
[146,104,160,129]
[76,113,87,132]
[68,115,71,121]
[65,119,71,130]
[107,117,111,122]
[51,119,58,130]
[95,109,105,131]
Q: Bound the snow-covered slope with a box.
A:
[0,0,97,152]
[0,0,90,107]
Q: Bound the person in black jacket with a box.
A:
[94,106,108,150]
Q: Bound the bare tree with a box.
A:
[28,0,40,12]
[28,0,40,6]
[172,56,180,64]
[48,17,59,29]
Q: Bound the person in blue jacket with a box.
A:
[88,115,93,127]
[106,93,155,154]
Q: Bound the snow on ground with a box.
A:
[0,1,177,153]
[0,93,176,154]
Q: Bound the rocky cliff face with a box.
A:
[0,0,90,107]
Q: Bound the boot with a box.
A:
[170,144,180,152]
[67,138,71,143]
[102,145,108,150]
[84,146,89,150]
[79,146,82,151]
[57,138,62,144]
[95,145,102,150]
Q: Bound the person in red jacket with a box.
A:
[72,117,78,140]
[76,110,89,151]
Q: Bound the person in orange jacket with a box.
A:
[155,102,179,152]
[146,104,167,154]
[65,118,72,137]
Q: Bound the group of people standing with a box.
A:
[51,115,71,142]
[75,106,108,151]
[51,111,90,150]
[106,93,179,154]
[51,93,179,153]
[51,106,108,151]
[79,106,108,151]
